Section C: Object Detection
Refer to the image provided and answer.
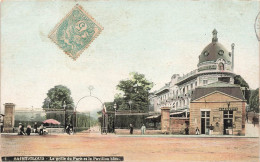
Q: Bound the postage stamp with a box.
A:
[49,5,103,60]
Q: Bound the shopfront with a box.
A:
[189,82,246,135]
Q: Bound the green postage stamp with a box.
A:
[49,5,103,60]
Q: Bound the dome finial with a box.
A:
[212,29,218,42]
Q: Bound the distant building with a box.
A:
[149,29,237,117]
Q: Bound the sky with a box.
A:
[1,0,259,114]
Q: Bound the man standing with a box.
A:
[185,126,189,135]
[195,127,200,135]
[129,124,133,134]
[34,122,38,133]
[209,124,214,135]
[141,124,146,135]
[39,124,44,135]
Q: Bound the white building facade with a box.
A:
[149,29,237,116]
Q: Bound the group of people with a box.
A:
[18,122,44,135]
[129,124,146,135]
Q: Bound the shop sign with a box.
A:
[219,107,238,111]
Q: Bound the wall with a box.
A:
[3,103,15,133]
[190,92,245,135]
[169,117,189,134]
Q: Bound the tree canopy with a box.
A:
[234,75,250,103]
[249,88,259,113]
[115,72,153,112]
[234,75,249,88]
[42,85,74,110]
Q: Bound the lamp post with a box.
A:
[114,103,117,133]
[129,100,133,113]
[63,102,66,132]
[46,97,51,109]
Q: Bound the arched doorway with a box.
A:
[74,95,106,134]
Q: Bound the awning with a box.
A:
[146,115,161,119]
[170,111,185,115]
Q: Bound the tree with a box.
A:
[249,88,259,113]
[42,85,74,109]
[42,85,74,123]
[234,75,250,103]
[116,72,153,112]
[234,75,249,88]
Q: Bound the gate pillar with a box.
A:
[161,107,170,134]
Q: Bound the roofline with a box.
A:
[176,70,236,85]
[191,90,245,102]
[196,81,240,88]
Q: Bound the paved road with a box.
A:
[1,133,259,162]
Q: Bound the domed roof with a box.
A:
[199,29,231,65]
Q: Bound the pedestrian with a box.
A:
[18,123,22,135]
[0,123,3,133]
[39,124,44,135]
[129,124,133,134]
[141,124,146,135]
[34,122,38,133]
[253,116,256,127]
[66,124,70,135]
[70,124,74,135]
[21,124,25,135]
[195,127,200,135]
[209,124,214,135]
[185,126,189,135]
[26,125,31,135]
[246,113,248,123]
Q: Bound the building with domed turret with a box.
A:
[149,29,238,117]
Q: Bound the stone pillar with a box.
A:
[3,103,15,133]
[161,107,170,134]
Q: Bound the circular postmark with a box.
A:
[254,11,260,41]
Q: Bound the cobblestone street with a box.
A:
[1,132,259,162]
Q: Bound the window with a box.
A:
[201,111,210,134]
[183,88,185,94]
[218,50,224,56]
[218,62,224,70]
[224,111,233,119]
[191,83,193,89]
[203,80,208,85]
[204,51,209,56]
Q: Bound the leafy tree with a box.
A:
[116,72,153,112]
[249,88,259,113]
[42,85,74,109]
[234,75,250,103]
[42,85,74,124]
[234,75,249,88]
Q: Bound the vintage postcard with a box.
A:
[0,0,259,161]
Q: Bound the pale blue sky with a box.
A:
[1,0,259,113]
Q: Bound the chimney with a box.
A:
[231,43,235,71]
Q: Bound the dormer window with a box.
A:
[204,51,209,56]
[218,50,224,56]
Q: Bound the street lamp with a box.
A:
[63,102,67,132]
[114,103,117,133]
[128,100,133,113]
[46,97,51,109]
